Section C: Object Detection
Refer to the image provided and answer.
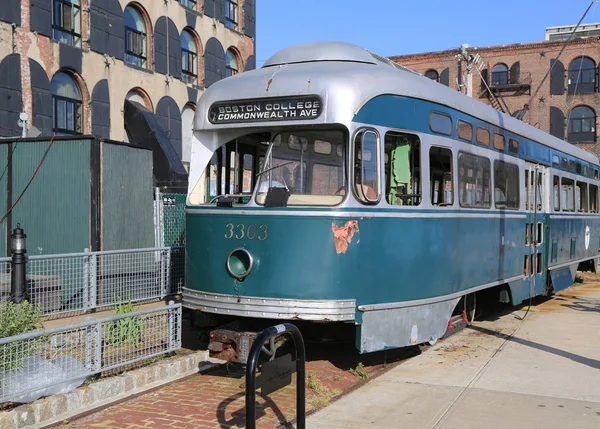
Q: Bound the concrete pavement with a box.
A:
[307,282,600,429]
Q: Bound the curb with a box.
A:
[1,350,213,429]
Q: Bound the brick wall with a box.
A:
[391,38,600,159]
[0,0,255,148]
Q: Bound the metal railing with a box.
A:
[1,247,179,317]
[0,302,181,403]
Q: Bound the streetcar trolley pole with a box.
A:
[245,323,306,429]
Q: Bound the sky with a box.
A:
[255,0,600,67]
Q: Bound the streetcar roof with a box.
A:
[195,41,599,165]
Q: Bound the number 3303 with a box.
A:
[224,224,268,240]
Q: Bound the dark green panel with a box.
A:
[101,143,154,250]
[0,143,7,256]
[11,139,91,255]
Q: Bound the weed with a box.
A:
[574,275,584,284]
[349,362,369,380]
[105,299,145,347]
[0,300,46,373]
[333,374,342,382]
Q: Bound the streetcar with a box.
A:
[183,41,600,361]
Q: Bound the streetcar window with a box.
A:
[289,135,308,151]
[429,112,452,136]
[583,165,588,177]
[458,152,491,208]
[476,127,490,146]
[576,182,588,212]
[590,184,598,213]
[242,154,253,193]
[314,140,331,155]
[457,120,473,142]
[384,131,421,206]
[552,155,560,168]
[354,130,380,203]
[494,160,519,209]
[256,129,346,206]
[569,160,576,172]
[430,146,453,206]
[553,175,560,211]
[561,177,575,211]
[576,162,582,174]
[509,138,519,154]
[493,133,505,151]
[561,157,568,170]
[595,169,599,179]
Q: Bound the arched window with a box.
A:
[226,49,238,77]
[181,30,198,84]
[424,69,439,82]
[491,64,508,86]
[124,6,147,68]
[568,106,596,143]
[51,71,82,135]
[568,56,596,94]
[52,0,81,47]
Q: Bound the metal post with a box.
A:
[245,323,306,429]
[83,248,90,311]
[89,253,97,309]
[10,225,27,303]
[94,321,102,372]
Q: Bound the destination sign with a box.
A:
[208,96,323,124]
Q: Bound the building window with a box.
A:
[225,0,239,31]
[568,105,596,143]
[568,56,596,94]
[51,71,82,135]
[181,30,198,84]
[179,0,196,10]
[124,6,147,68]
[226,49,238,77]
[425,69,439,82]
[52,0,81,47]
[491,64,509,86]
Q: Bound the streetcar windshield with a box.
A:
[256,129,346,206]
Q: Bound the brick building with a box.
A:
[0,0,255,169]
[390,24,600,158]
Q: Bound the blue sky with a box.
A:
[255,0,599,67]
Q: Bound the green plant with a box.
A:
[0,300,45,372]
[306,372,342,410]
[307,371,326,394]
[349,362,369,380]
[105,300,145,347]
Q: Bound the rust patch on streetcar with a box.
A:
[266,78,273,93]
[332,220,360,254]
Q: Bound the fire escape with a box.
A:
[480,65,532,118]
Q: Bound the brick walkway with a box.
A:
[64,344,417,429]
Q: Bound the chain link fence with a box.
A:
[155,190,186,294]
[0,302,181,403]
[1,247,179,317]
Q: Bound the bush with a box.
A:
[0,300,44,373]
[105,300,145,347]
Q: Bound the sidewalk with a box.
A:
[307,282,600,429]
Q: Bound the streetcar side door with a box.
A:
[524,163,549,297]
